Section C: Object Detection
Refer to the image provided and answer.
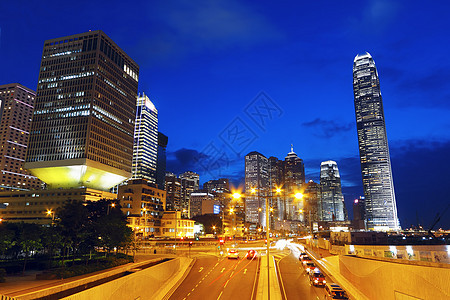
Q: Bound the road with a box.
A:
[169,252,259,300]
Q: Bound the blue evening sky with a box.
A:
[1,0,449,228]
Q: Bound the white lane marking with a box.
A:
[199,267,204,272]
[220,267,226,273]
[217,291,223,300]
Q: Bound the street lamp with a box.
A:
[142,207,148,238]
[46,209,55,225]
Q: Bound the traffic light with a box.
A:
[189,241,193,247]
[219,239,224,245]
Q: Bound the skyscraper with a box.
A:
[24,31,139,191]
[283,146,305,220]
[179,171,200,218]
[156,132,168,190]
[132,93,158,183]
[319,160,345,222]
[268,156,283,221]
[0,84,42,191]
[353,52,400,231]
[245,151,268,225]
[165,172,181,211]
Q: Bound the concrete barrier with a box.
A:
[60,257,193,300]
[338,255,450,300]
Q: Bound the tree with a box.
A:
[192,214,223,234]
[16,223,43,274]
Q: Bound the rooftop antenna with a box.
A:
[291,144,293,152]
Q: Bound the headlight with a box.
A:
[314,280,318,283]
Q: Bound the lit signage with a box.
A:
[213,205,220,214]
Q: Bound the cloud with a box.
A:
[302,118,353,138]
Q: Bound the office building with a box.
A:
[353,53,400,231]
[165,172,181,211]
[156,132,168,190]
[190,192,218,217]
[302,180,321,227]
[283,146,305,220]
[268,156,284,222]
[319,160,345,222]
[131,93,158,183]
[245,151,268,226]
[353,196,366,230]
[0,84,42,191]
[160,211,195,238]
[0,188,116,224]
[118,179,165,238]
[24,30,139,191]
[179,171,199,218]
[203,178,230,194]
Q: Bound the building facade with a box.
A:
[319,160,345,222]
[156,132,168,190]
[245,151,269,226]
[160,211,195,238]
[283,146,305,221]
[118,179,165,238]
[189,192,217,217]
[353,53,400,231]
[0,84,42,191]
[165,172,181,211]
[131,93,158,183]
[24,30,139,191]
[0,188,116,224]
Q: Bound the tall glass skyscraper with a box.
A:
[319,161,345,222]
[25,31,139,191]
[132,93,158,183]
[353,52,400,231]
[245,151,268,226]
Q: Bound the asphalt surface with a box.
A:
[276,250,329,300]
[169,252,259,300]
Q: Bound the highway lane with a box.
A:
[276,251,328,300]
[169,251,259,300]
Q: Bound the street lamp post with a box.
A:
[265,193,270,300]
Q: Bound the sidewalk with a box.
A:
[256,253,282,300]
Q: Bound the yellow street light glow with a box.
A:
[232,192,242,199]
[46,209,53,216]
[276,188,282,193]
[251,188,256,194]
[229,208,234,214]
[111,203,116,207]
[295,193,303,199]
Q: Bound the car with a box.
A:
[309,270,326,286]
[299,252,308,260]
[246,249,257,259]
[301,255,313,265]
[324,283,349,299]
[227,249,239,259]
[303,261,316,273]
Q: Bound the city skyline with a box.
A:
[1,1,450,228]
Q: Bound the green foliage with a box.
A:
[192,214,223,234]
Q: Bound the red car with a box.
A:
[309,270,326,286]
[246,250,258,259]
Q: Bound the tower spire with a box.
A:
[291,144,293,153]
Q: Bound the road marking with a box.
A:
[195,284,199,287]
[229,271,234,278]
[217,291,223,300]
[187,293,191,296]
[224,280,229,288]
[191,288,195,291]
[199,267,204,272]
[220,267,226,273]
[244,268,247,274]
[214,262,219,267]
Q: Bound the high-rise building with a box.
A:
[0,84,42,191]
[302,180,321,226]
[203,178,230,194]
[353,52,400,231]
[283,146,305,220]
[319,160,345,222]
[24,30,139,191]
[179,171,199,218]
[165,172,181,211]
[268,156,284,222]
[189,192,217,218]
[245,151,268,226]
[353,196,366,230]
[132,93,158,183]
[156,132,168,190]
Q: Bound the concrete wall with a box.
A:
[61,257,192,300]
[338,255,450,300]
